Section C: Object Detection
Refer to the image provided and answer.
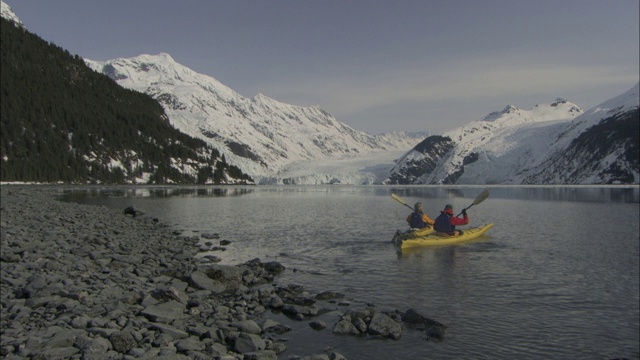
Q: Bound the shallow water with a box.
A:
[61,185,640,359]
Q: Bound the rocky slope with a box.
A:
[386,83,639,184]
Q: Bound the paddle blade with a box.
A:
[472,189,490,206]
[392,193,415,211]
[391,193,407,206]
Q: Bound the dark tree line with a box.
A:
[0,18,252,184]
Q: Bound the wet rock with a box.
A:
[315,291,345,301]
[401,308,447,329]
[201,233,220,239]
[263,261,285,274]
[282,304,319,319]
[368,312,402,340]
[332,318,361,336]
[123,205,137,217]
[310,320,327,330]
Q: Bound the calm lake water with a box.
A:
[60,185,640,360]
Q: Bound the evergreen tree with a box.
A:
[0,18,252,184]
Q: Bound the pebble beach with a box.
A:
[0,186,445,360]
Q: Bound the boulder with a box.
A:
[109,331,137,353]
[141,300,186,323]
[189,271,226,293]
[232,319,262,334]
[401,308,446,329]
[149,322,190,340]
[332,319,361,336]
[234,332,266,353]
[367,312,402,340]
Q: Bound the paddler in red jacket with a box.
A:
[434,204,468,236]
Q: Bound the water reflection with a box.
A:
[57,185,639,204]
[389,186,639,203]
[58,186,256,201]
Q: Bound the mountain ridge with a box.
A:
[84,53,424,184]
[386,83,639,185]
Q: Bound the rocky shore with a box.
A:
[1,186,446,360]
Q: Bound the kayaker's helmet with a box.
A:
[444,204,454,215]
[414,202,423,212]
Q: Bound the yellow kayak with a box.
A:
[392,223,494,250]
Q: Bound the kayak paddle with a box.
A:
[391,193,415,212]
[457,189,490,217]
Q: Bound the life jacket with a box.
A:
[409,212,427,228]
[434,211,454,233]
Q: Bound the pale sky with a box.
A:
[6,0,639,134]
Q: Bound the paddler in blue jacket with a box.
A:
[434,204,469,236]
[406,202,435,229]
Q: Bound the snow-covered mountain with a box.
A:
[85,54,423,184]
[386,83,639,185]
[0,1,23,29]
[522,84,639,184]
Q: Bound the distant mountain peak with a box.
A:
[1,1,25,28]
[87,53,420,184]
[386,84,638,185]
[502,104,519,114]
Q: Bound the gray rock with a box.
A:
[174,336,205,352]
[266,295,284,309]
[282,304,319,318]
[109,331,137,353]
[367,312,402,340]
[315,290,345,300]
[74,334,112,353]
[401,308,446,329]
[234,332,266,353]
[152,286,188,304]
[232,319,262,334]
[263,261,285,274]
[203,342,228,357]
[332,319,361,336]
[329,352,348,360]
[266,341,287,355]
[309,320,327,330]
[244,349,278,360]
[201,233,220,239]
[352,317,367,333]
[149,322,190,340]
[142,300,186,323]
[426,325,447,341]
[33,346,80,359]
[189,271,226,293]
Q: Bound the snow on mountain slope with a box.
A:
[1,0,24,28]
[387,83,639,185]
[386,99,584,184]
[521,82,639,184]
[85,53,422,184]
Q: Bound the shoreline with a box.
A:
[1,185,445,360]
